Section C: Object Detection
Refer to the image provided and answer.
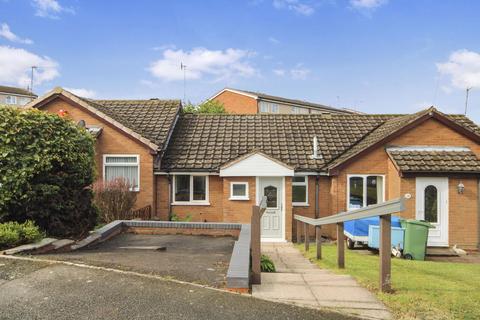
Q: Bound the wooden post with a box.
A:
[304,223,310,252]
[296,220,302,243]
[251,205,261,284]
[380,214,392,292]
[315,225,322,260]
[337,222,345,269]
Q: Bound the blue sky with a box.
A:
[1,0,480,121]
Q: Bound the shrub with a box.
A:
[170,212,192,222]
[0,220,43,249]
[182,100,227,114]
[0,106,98,238]
[260,254,276,272]
[93,178,137,223]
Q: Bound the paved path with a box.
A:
[252,243,391,320]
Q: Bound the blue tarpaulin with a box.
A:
[344,216,402,243]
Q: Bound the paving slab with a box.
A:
[252,242,391,320]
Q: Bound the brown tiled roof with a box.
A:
[326,108,480,171]
[387,149,480,173]
[81,98,181,150]
[0,85,36,97]
[161,113,393,171]
[161,109,480,172]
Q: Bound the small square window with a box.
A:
[230,182,249,200]
[5,95,17,105]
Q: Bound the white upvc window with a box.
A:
[347,175,385,210]
[103,155,140,191]
[230,182,249,200]
[5,95,17,105]
[173,174,209,205]
[259,101,280,113]
[292,175,308,206]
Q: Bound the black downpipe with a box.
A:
[167,174,173,221]
[315,175,320,219]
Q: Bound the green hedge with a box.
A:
[0,106,98,238]
[0,220,43,249]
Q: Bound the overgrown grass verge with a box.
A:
[296,243,480,320]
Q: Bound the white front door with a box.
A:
[415,177,449,247]
[258,177,283,240]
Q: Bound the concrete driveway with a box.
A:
[42,233,235,288]
[0,257,360,320]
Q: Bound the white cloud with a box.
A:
[32,0,74,18]
[65,87,96,98]
[290,64,311,79]
[149,47,257,82]
[437,49,480,90]
[273,69,286,76]
[0,46,59,87]
[268,37,280,44]
[0,23,33,44]
[350,0,388,10]
[273,0,315,16]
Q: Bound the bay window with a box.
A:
[292,175,308,206]
[103,155,140,191]
[174,175,209,204]
[348,175,384,210]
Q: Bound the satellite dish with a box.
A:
[77,120,86,128]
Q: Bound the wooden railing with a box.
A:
[251,196,268,285]
[294,197,406,292]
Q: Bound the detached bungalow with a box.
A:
[29,88,480,249]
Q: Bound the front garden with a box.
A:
[0,106,97,246]
[298,243,480,320]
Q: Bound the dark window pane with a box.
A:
[232,184,247,197]
[292,185,306,203]
[292,176,306,183]
[264,185,278,208]
[175,175,190,202]
[424,185,438,223]
[349,177,363,209]
[366,176,383,206]
[193,176,206,201]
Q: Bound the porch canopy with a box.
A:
[386,146,480,174]
[219,152,294,177]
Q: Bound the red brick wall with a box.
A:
[212,91,258,114]
[41,99,155,211]
[222,177,256,223]
[326,118,480,248]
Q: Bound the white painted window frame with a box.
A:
[172,174,210,205]
[292,175,309,206]
[229,182,249,200]
[103,154,140,192]
[346,174,385,211]
[5,95,17,105]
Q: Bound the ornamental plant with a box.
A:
[0,106,97,238]
[92,178,137,223]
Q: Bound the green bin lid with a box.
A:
[401,219,434,228]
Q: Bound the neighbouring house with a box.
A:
[26,87,181,212]
[0,85,37,106]
[209,88,357,114]
[28,88,480,250]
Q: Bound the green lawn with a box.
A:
[296,243,480,320]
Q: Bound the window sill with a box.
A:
[229,197,250,201]
[171,202,210,206]
[293,203,309,207]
